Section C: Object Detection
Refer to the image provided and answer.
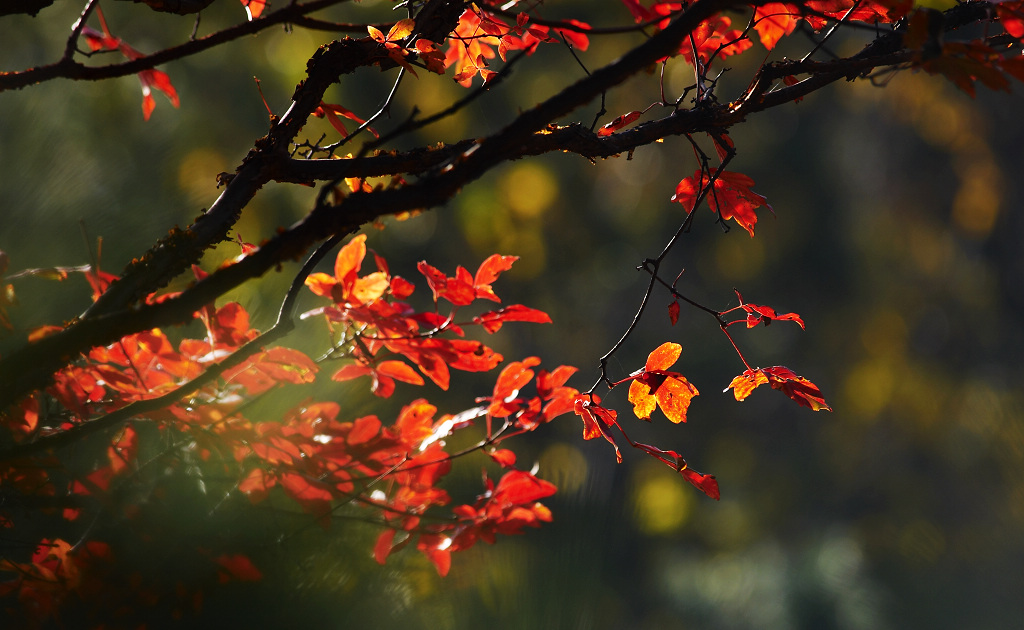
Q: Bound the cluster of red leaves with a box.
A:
[306,235,549,395]
[0,236,578,617]
[445,7,589,87]
[80,9,179,120]
[679,14,753,66]
[372,358,578,575]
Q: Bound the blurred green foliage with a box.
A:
[1,1,1022,628]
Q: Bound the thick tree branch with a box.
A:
[0,0,1005,417]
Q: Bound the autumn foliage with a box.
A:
[2,0,1023,624]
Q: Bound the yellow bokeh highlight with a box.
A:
[908,223,954,277]
[842,358,895,420]
[914,0,958,9]
[263,29,318,80]
[860,310,907,359]
[498,230,547,279]
[864,72,1004,241]
[714,234,764,282]
[537,443,588,495]
[952,162,1001,239]
[630,459,693,535]
[498,162,558,219]
[177,147,229,206]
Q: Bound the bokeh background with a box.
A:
[1,1,1022,628]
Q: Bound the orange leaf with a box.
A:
[628,378,659,421]
[239,0,265,20]
[644,341,682,371]
[377,360,425,386]
[387,18,416,42]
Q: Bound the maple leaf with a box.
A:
[627,342,699,423]
[754,3,801,51]
[306,234,389,306]
[679,15,753,66]
[368,18,422,75]
[488,357,540,417]
[473,254,518,301]
[726,366,831,411]
[671,168,772,237]
[446,9,501,87]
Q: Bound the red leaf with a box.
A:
[473,254,518,301]
[374,529,396,565]
[238,468,276,503]
[680,465,720,500]
[536,365,577,398]
[488,449,517,468]
[214,554,263,583]
[734,291,805,329]
[137,68,179,121]
[492,470,557,504]
[998,1,1024,38]
[754,3,801,51]
[488,357,540,417]
[554,20,591,50]
[473,304,552,333]
[348,415,382,445]
[417,534,452,576]
[671,169,772,237]
[331,364,373,382]
[573,396,622,462]
[668,300,680,325]
[597,110,642,137]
